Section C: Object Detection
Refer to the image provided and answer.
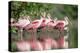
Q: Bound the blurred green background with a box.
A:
[9,1,78,51]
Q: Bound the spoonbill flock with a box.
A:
[10,13,69,51]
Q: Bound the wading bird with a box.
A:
[11,16,31,51]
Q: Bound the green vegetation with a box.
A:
[10,1,77,20]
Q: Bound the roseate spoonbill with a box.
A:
[13,16,30,28]
[38,12,50,37]
[11,16,31,40]
[53,17,70,44]
[24,14,47,41]
[39,12,47,28]
[46,16,70,31]
[24,16,45,51]
[12,16,31,51]
[54,16,69,31]
[55,17,71,48]
[24,12,50,51]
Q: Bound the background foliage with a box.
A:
[11,1,77,20]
